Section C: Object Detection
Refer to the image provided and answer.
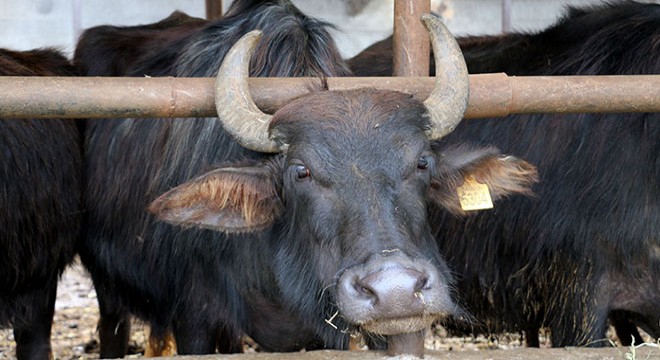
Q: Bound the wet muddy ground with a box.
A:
[1,259,657,359]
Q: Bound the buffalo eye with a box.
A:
[295,165,311,180]
[417,156,429,170]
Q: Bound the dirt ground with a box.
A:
[0,259,657,360]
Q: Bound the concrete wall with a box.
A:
[0,0,658,58]
[0,0,205,54]
[289,0,623,58]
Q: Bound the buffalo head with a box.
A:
[149,15,537,355]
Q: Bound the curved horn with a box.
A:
[421,15,470,140]
[215,30,280,153]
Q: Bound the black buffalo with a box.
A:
[74,0,537,356]
[74,0,351,356]
[349,0,660,347]
[74,10,206,77]
[0,48,81,360]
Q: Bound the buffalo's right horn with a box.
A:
[421,14,470,140]
[214,30,281,153]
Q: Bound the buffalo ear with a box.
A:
[430,146,538,215]
[149,166,282,233]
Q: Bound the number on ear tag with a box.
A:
[457,175,494,211]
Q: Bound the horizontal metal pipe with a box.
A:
[0,74,658,119]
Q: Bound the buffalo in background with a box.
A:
[349,0,660,348]
[73,0,537,357]
[74,10,206,77]
[0,48,81,360]
[74,0,351,356]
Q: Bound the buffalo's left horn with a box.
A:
[421,14,470,140]
[214,30,280,153]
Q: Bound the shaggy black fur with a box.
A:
[74,0,536,357]
[0,48,81,360]
[75,0,351,357]
[350,0,660,347]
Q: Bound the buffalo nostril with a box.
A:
[354,281,377,300]
[415,276,430,292]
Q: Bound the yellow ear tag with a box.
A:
[457,175,494,211]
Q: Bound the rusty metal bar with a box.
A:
[0,74,658,119]
[393,0,431,77]
[205,0,223,19]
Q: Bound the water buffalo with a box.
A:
[75,0,537,356]
[0,48,81,360]
[149,17,537,356]
[349,0,660,347]
[74,10,206,77]
[75,1,353,356]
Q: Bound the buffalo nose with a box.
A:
[352,267,430,314]
[336,256,455,334]
[356,268,428,300]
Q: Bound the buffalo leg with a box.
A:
[98,313,131,358]
[172,317,217,354]
[95,285,130,358]
[524,326,540,347]
[216,325,243,353]
[550,308,609,347]
[612,309,660,345]
[610,310,644,346]
[13,281,57,360]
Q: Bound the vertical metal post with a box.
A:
[206,0,224,19]
[393,0,431,77]
[72,0,82,44]
[502,0,512,33]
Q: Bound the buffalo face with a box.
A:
[149,16,537,353]
[149,88,538,342]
